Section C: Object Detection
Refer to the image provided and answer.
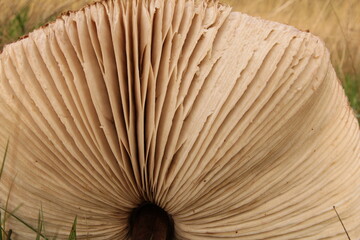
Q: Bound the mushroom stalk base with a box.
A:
[129,203,174,240]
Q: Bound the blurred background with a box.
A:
[0,0,359,121]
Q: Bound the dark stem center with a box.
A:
[129,202,174,240]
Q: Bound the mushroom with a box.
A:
[0,0,359,239]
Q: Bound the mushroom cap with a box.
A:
[0,0,359,239]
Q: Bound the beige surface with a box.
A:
[0,0,359,239]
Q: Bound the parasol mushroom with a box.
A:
[0,0,359,239]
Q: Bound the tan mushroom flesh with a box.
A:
[0,0,359,239]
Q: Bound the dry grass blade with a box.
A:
[329,1,357,76]
[0,140,9,180]
[333,206,351,240]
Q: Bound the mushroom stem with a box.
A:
[129,203,174,240]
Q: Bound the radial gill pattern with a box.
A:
[0,0,359,239]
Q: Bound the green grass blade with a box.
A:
[0,207,48,240]
[0,139,9,180]
[35,210,43,240]
[67,216,77,240]
[1,175,16,239]
[40,206,46,238]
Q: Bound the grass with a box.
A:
[0,0,359,239]
[0,141,77,239]
[3,6,29,43]
[0,140,8,181]
[0,197,78,240]
[333,206,351,240]
[0,0,90,49]
[0,208,78,240]
[223,0,360,76]
[344,74,360,119]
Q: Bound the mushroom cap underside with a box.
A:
[0,0,359,239]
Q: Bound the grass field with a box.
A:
[0,0,359,239]
[225,0,360,75]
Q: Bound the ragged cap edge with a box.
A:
[0,0,233,54]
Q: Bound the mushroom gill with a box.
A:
[0,0,359,239]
